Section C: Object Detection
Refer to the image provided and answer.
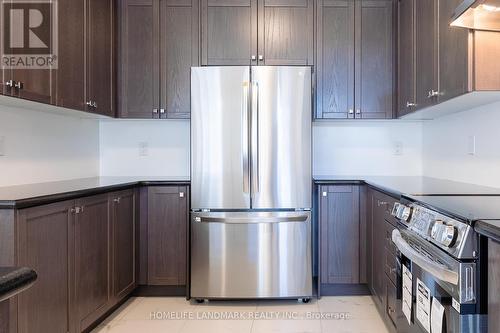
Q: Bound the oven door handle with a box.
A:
[392,230,459,285]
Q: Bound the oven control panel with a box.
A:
[391,202,477,259]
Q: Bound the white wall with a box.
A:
[422,102,500,188]
[0,106,100,186]
[99,120,190,177]
[313,121,423,176]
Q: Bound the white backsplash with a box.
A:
[0,105,100,186]
[422,101,500,188]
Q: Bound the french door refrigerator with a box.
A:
[190,66,312,300]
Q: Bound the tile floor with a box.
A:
[91,296,389,333]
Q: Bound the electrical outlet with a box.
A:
[394,141,403,156]
[138,142,149,157]
[0,136,5,156]
[467,135,476,155]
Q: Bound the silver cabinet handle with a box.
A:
[406,102,416,108]
[348,109,354,114]
[322,191,327,197]
[242,82,250,194]
[153,108,158,114]
[258,55,264,61]
[427,90,440,99]
[378,200,388,207]
[70,207,82,214]
[251,55,257,61]
[14,81,23,89]
[86,101,93,107]
[159,109,165,114]
[355,109,361,114]
[113,197,121,203]
[5,80,13,87]
[92,101,97,108]
[251,81,260,194]
[179,192,185,198]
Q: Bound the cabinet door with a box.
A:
[415,0,437,110]
[87,0,115,117]
[75,194,110,331]
[118,0,159,119]
[201,0,257,65]
[371,190,386,306]
[316,0,355,119]
[320,185,360,284]
[160,0,199,119]
[111,190,136,300]
[355,0,394,119]
[258,0,314,65]
[11,69,52,104]
[56,0,85,111]
[438,0,469,103]
[397,0,416,116]
[17,201,75,333]
[148,186,188,285]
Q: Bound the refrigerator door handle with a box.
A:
[196,215,309,224]
[251,81,260,194]
[242,82,250,194]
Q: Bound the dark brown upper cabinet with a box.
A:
[201,0,313,66]
[86,0,115,117]
[56,0,86,111]
[399,0,500,117]
[397,0,415,117]
[316,0,394,119]
[147,186,188,286]
[319,185,360,286]
[119,0,199,119]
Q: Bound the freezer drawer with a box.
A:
[190,211,313,299]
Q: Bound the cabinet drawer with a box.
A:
[384,248,397,286]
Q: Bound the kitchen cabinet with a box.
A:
[414,0,438,111]
[397,0,415,117]
[119,0,198,119]
[86,0,115,117]
[111,189,136,300]
[147,186,188,285]
[316,0,394,119]
[399,0,500,116]
[56,0,85,111]
[201,0,313,66]
[74,194,111,331]
[319,185,360,286]
[489,239,500,333]
[16,201,75,333]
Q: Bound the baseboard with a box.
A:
[320,284,371,296]
[132,285,187,297]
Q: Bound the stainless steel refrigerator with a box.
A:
[190,66,312,300]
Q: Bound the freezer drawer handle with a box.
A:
[392,229,459,285]
[196,215,309,224]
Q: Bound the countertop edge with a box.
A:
[0,267,37,302]
[0,180,191,210]
[475,221,500,243]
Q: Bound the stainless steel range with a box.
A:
[391,199,487,333]
[189,66,312,301]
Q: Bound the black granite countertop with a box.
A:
[0,267,37,302]
[0,176,190,209]
[313,175,500,198]
[475,220,500,243]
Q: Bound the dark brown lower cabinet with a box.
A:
[319,185,361,292]
[74,194,111,331]
[111,190,136,300]
[17,200,75,333]
[14,189,137,333]
[489,238,500,333]
[147,186,188,286]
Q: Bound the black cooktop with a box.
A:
[404,195,500,222]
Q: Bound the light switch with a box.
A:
[0,136,5,156]
[394,141,403,156]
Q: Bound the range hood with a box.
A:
[451,0,500,31]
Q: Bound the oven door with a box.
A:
[393,229,487,333]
